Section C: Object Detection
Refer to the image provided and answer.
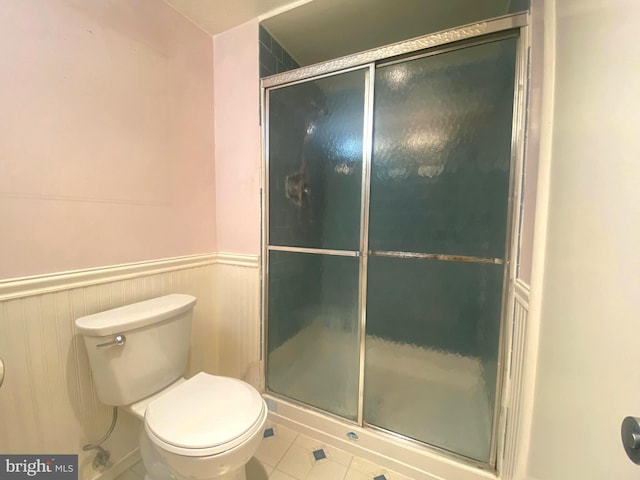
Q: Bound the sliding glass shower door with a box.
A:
[264,33,519,465]
[266,68,368,420]
[364,38,517,462]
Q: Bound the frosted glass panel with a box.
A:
[364,256,504,462]
[267,250,360,420]
[369,38,517,259]
[268,69,366,251]
[265,34,519,465]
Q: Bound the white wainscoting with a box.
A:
[0,253,261,480]
[213,253,262,390]
[499,279,530,479]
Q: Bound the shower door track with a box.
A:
[264,390,496,472]
[261,11,530,475]
[261,13,526,89]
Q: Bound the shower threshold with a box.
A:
[265,394,497,480]
[266,324,497,479]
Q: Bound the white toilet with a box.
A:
[75,294,267,480]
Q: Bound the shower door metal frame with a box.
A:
[262,62,373,427]
[260,11,530,473]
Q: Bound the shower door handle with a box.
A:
[0,356,4,388]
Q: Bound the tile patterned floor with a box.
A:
[116,420,413,480]
[115,458,146,480]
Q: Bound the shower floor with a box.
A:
[268,322,492,461]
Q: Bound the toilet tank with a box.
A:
[75,294,197,406]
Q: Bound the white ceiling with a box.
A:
[164,0,302,35]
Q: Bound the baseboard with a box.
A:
[90,449,141,480]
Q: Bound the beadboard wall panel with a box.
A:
[0,255,217,480]
[500,280,530,479]
[214,254,262,390]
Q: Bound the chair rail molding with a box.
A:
[0,252,259,301]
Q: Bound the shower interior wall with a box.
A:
[259,24,300,78]
[267,72,362,354]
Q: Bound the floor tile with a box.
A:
[254,427,298,468]
[344,469,373,480]
[384,471,413,480]
[292,433,353,466]
[276,444,313,479]
[113,420,413,480]
[246,457,272,480]
[264,421,298,443]
[115,469,142,480]
[347,456,412,480]
[268,469,298,480]
[307,459,348,480]
[130,460,146,478]
[312,449,326,461]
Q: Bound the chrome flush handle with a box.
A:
[621,416,640,464]
[96,334,127,349]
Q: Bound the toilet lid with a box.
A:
[144,372,266,456]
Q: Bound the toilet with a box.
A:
[75,294,267,480]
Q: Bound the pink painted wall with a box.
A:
[213,20,261,255]
[0,0,216,280]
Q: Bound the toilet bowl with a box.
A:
[128,373,267,480]
[75,294,266,480]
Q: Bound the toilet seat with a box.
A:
[144,372,266,457]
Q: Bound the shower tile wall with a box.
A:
[366,39,518,441]
[265,79,325,354]
[509,0,530,13]
[267,69,365,354]
[267,252,323,353]
[260,25,300,78]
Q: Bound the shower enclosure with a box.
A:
[262,14,527,470]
